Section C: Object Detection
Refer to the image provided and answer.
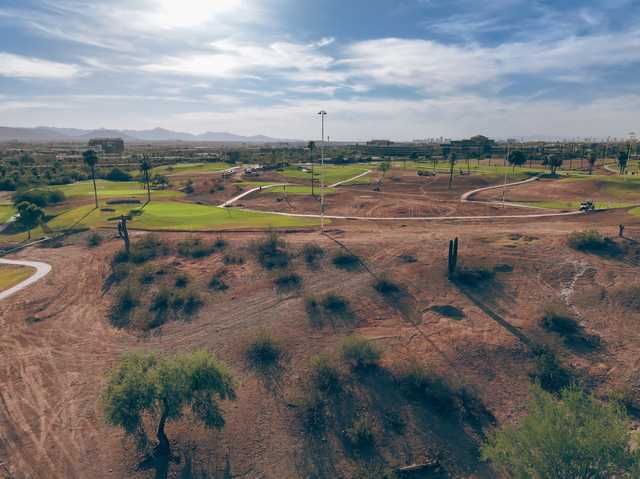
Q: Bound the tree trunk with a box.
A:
[91,166,99,209]
[146,171,151,204]
[156,411,170,456]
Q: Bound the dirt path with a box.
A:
[0,258,52,301]
[328,169,371,187]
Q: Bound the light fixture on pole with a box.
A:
[318,110,327,232]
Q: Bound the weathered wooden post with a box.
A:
[448,237,458,279]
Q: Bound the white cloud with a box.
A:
[0,52,82,79]
[141,38,335,79]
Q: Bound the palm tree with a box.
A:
[378,161,390,190]
[83,149,99,208]
[140,157,152,204]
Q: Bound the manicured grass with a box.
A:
[628,207,640,217]
[281,165,370,185]
[561,176,640,199]
[0,205,14,223]
[129,202,320,230]
[0,265,35,292]
[149,162,231,176]
[47,180,182,199]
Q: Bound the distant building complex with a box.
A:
[88,138,125,154]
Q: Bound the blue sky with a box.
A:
[0,0,639,140]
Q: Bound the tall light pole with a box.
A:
[318,110,327,232]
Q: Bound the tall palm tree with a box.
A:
[83,149,99,208]
[140,157,152,204]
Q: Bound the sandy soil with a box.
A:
[2,181,640,478]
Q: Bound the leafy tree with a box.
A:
[507,150,527,172]
[587,153,598,175]
[378,161,390,189]
[448,152,458,189]
[140,158,152,204]
[543,155,563,175]
[83,149,100,208]
[102,350,235,457]
[618,149,630,175]
[228,151,241,164]
[482,386,639,478]
[105,167,132,182]
[16,201,44,239]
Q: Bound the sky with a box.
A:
[0,0,639,141]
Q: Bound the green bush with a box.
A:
[174,273,189,288]
[176,238,216,259]
[209,274,229,291]
[340,336,381,370]
[308,355,342,396]
[255,231,289,269]
[345,414,376,451]
[275,273,302,292]
[138,266,156,284]
[223,254,245,265]
[332,253,361,271]
[125,235,170,264]
[302,242,324,266]
[109,284,138,327]
[13,189,65,207]
[454,267,495,287]
[395,360,461,415]
[373,278,403,298]
[104,167,132,182]
[245,332,283,371]
[322,294,349,315]
[568,229,609,251]
[430,304,465,320]
[530,349,572,393]
[151,287,171,313]
[541,302,580,335]
[87,232,102,248]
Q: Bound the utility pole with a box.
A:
[318,110,327,232]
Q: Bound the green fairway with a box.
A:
[0,205,14,223]
[560,175,640,199]
[281,165,370,185]
[48,180,182,199]
[150,162,231,176]
[0,265,35,292]
[129,202,319,230]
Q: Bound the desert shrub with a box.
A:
[399,254,417,263]
[209,273,229,291]
[308,355,342,396]
[174,273,189,288]
[138,266,156,284]
[255,231,289,269]
[611,284,640,311]
[541,301,580,335]
[395,360,461,415]
[275,273,302,292]
[322,294,350,315]
[87,232,102,248]
[530,349,572,393]
[110,263,131,283]
[213,237,227,250]
[305,297,321,324]
[340,336,382,370]
[454,267,495,287]
[332,253,361,271]
[344,414,376,451]
[110,284,138,327]
[25,316,43,324]
[126,235,170,264]
[373,278,403,299]
[150,287,171,313]
[245,332,283,371]
[568,229,609,252]
[430,304,465,320]
[176,238,216,259]
[223,254,245,265]
[173,287,203,316]
[303,242,324,266]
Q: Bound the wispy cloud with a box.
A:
[0,52,82,79]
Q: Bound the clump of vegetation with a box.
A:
[245,332,283,373]
[340,335,382,371]
[373,278,404,302]
[322,294,351,315]
[395,360,462,415]
[138,266,156,285]
[109,283,138,327]
[530,349,573,393]
[208,272,229,292]
[399,253,417,263]
[101,350,235,459]
[110,263,131,283]
[275,273,302,293]
[174,273,189,288]
[540,301,580,335]
[86,232,102,248]
[430,304,465,320]
[255,231,289,269]
[13,189,65,207]
[213,237,227,250]
[482,386,640,478]
[610,284,640,311]
[176,238,218,259]
[223,253,245,265]
[302,242,325,267]
[332,252,362,271]
[308,355,343,396]
[344,414,377,451]
[114,235,170,264]
[568,229,617,254]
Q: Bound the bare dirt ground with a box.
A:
[2,180,640,478]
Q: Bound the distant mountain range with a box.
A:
[0,126,299,143]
